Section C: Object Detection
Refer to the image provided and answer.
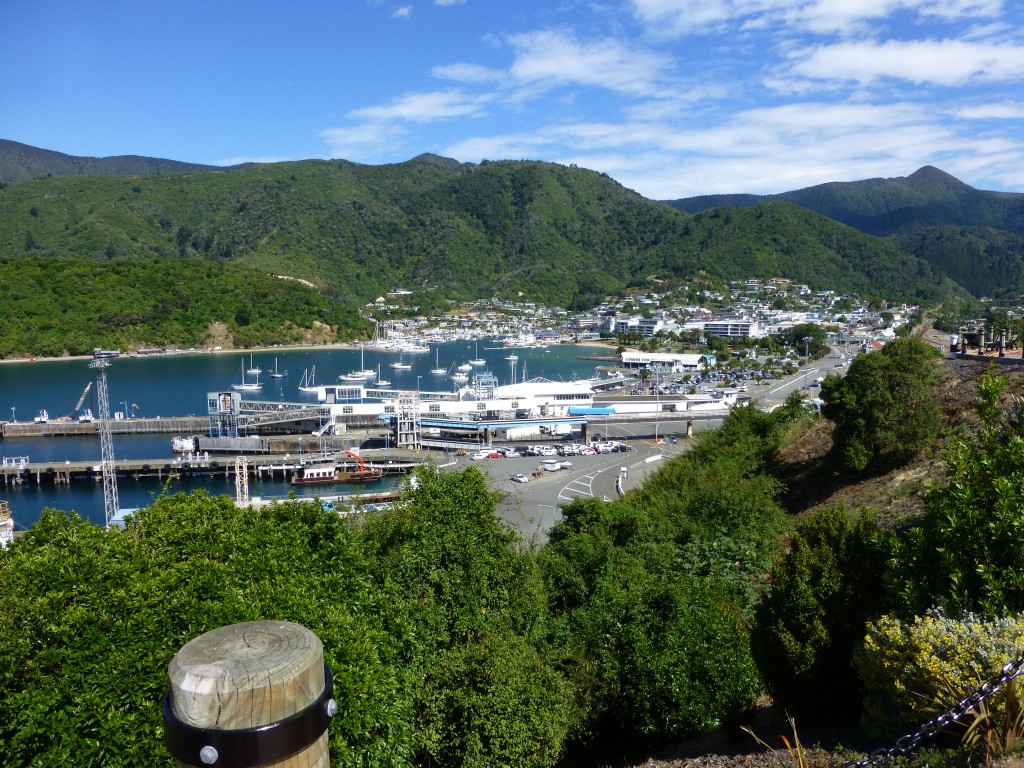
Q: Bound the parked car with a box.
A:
[511,473,529,483]
[487,452,503,459]
[470,451,489,461]
[502,449,520,458]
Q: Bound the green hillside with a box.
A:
[0,139,221,185]
[666,166,1024,297]
[0,154,958,358]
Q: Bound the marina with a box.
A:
[0,340,728,530]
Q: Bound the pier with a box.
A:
[0,449,424,488]
[1,416,207,438]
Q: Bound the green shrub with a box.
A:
[752,506,892,720]
[893,371,1024,616]
[854,609,1024,737]
[416,631,578,768]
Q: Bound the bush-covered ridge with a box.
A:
[0,155,961,358]
[666,166,1024,300]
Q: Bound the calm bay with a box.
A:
[0,342,609,530]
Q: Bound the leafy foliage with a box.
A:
[854,609,1024,737]
[0,495,413,768]
[0,256,369,357]
[893,371,1024,616]
[820,337,942,474]
[357,466,578,766]
[752,506,893,720]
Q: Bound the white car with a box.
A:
[470,452,489,461]
[511,473,529,483]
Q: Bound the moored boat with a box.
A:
[298,366,319,393]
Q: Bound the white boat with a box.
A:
[375,364,391,387]
[246,354,261,375]
[457,362,473,372]
[390,355,412,370]
[33,409,49,423]
[469,341,485,366]
[505,354,519,361]
[451,371,469,382]
[298,366,318,393]
[349,345,375,378]
[232,360,262,391]
[269,358,288,378]
[430,348,446,375]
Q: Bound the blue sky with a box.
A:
[2,0,1022,199]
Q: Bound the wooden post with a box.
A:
[166,620,331,768]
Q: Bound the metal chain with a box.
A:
[841,656,1024,767]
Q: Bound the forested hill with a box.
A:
[0,153,960,357]
[666,167,1024,298]
[0,139,223,185]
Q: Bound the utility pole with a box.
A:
[89,359,120,526]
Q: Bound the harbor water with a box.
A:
[0,342,611,530]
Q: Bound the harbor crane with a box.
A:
[60,382,93,421]
[89,359,120,526]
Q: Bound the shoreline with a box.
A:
[0,338,624,367]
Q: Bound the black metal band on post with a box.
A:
[163,664,335,768]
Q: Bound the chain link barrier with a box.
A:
[840,656,1024,767]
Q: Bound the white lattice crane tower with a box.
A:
[235,455,250,506]
[89,359,120,526]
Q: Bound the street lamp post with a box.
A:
[416,375,422,392]
[803,336,812,361]
[9,406,14,423]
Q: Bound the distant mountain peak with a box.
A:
[906,165,968,188]
[408,153,462,170]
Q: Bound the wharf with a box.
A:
[2,417,207,438]
[0,449,423,487]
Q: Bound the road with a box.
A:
[444,348,852,543]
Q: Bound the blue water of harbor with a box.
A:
[0,342,609,530]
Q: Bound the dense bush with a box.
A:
[820,337,941,474]
[855,609,1024,737]
[0,494,412,768]
[893,372,1024,616]
[752,505,892,721]
[357,465,579,766]
[540,499,764,760]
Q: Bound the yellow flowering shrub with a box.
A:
[854,609,1024,736]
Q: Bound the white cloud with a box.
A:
[434,0,466,5]
[430,62,504,82]
[628,0,1003,36]
[506,29,674,97]
[788,38,1024,86]
[392,5,413,19]
[318,123,408,161]
[349,89,487,122]
[956,102,1024,119]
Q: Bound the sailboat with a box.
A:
[351,344,375,378]
[375,364,391,387]
[390,354,411,370]
[430,348,446,375]
[298,366,319,393]
[232,359,262,391]
[246,354,261,375]
[469,340,485,366]
[269,358,288,378]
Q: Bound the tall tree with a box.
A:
[820,337,941,474]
